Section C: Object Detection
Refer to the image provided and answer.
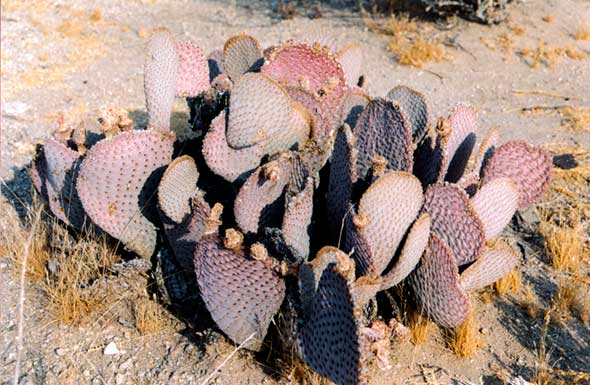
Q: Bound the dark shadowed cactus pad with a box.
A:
[32,139,87,229]
[353,98,413,178]
[327,124,357,239]
[481,140,552,209]
[234,153,294,234]
[408,235,471,328]
[77,130,174,259]
[194,236,286,351]
[298,248,366,385]
[422,183,485,266]
[386,85,430,144]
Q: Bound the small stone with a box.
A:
[103,342,120,355]
[120,358,133,371]
[55,348,67,356]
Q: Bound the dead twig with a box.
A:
[13,209,42,385]
[512,89,580,101]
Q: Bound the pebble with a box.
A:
[55,348,67,356]
[104,342,120,355]
[120,358,133,371]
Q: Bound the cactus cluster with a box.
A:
[31,29,552,385]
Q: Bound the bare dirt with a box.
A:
[1,0,590,384]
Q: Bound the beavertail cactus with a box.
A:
[77,130,174,258]
[30,30,554,385]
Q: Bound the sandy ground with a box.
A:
[1,0,590,384]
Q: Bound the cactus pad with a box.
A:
[77,130,174,258]
[386,85,430,144]
[175,41,210,97]
[409,235,471,328]
[163,193,211,272]
[459,246,519,291]
[226,73,292,149]
[222,34,263,81]
[470,177,519,240]
[262,43,345,97]
[282,177,314,259]
[445,104,478,183]
[144,29,177,132]
[422,183,485,266]
[344,209,376,277]
[158,155,200,223]
[234,153,293,234]
[481,140,552,208]
[413,123,449,188]
[298,248,366,385]
[336,43,364,87]
[32,139,86,228]
[340,89,370,128]
[357,172,423,275]
[327,124,357,238]
[194,236,286,351]
[380,213,431,291]
[202,110,265,182]
[353,98,413,178]
[473,126,499,175]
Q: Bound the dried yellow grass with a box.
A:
[494,268,522,297]
[365,13,448,68]
[539,216,587,273]
[445,311,481,358]
[560,107,590,133]
[389,36,447,68]
[575,23,590,40]
[133,295,167,336]
[407,310,432,345]
[1,195,119,325]
[277,352,331,385]
[520,284,540,319]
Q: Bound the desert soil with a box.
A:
[1,0,589,384]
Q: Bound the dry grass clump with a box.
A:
[1,200,50,282]
[1,197,120,325]
[279,357,331,385]
[560,107,590,133]
[407,309,432,345]
[574,23,590,41]
[539,215,587,273]
[548,282,577,324]
[519,40,588,69]
[365,14,448,68]
[520,284,540,319]
[545,278,590,326]
[389,36,447,68]
[445,311,481,358]
[133,295,167,336]
[494,268,522,297]
[42,223,119,325]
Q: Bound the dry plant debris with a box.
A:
[365,14,449,68]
